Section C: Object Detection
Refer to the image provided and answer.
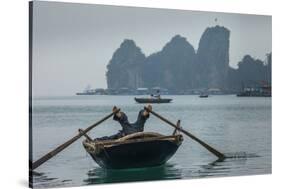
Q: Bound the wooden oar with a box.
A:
[32,108,120,170]
[144,107,225,160]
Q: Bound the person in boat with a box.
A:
[94,105,152,141]
[150,90,161,99]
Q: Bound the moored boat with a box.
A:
[236,86,271,97]
[199,94,208,98]
[134,97,172,103]
[83,132,183,169]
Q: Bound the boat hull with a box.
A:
[83,133,182,169]
[199,95,208,98]
[134,98,172,104]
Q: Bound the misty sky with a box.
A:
[32,1,272,96]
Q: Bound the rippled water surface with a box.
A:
[31,95,271,188]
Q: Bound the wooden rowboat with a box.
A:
[83,132,183,169]
[32,107,225,171]
[134,97,172,104]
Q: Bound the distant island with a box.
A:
[104,25,271,95]
[77,25,272,96]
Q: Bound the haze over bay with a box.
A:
[32,2,271,96]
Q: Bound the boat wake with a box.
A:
[224,152,260,159]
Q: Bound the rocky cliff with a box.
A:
[106,39,146,89]
[196,26,230,89]
[142,35,196,91]
[105,26,271,93]
[228,54,271,89]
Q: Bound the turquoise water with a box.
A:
[31,95,272,188]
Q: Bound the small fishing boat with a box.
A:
[134,97,172,104]
[83,132,183,169]
[199,94,208,98]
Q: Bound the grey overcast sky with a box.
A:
[32,1,272,96]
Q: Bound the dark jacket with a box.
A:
[113,110,149,135]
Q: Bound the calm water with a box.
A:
[31,95,272,188]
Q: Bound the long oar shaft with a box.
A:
[145,107,225,160]
[32,109,120,170]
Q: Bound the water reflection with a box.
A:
[198,159,231,177]
[84,163,183,184]
[197,153,259,178]
[32,153,261,187]
[32,171,64,188]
